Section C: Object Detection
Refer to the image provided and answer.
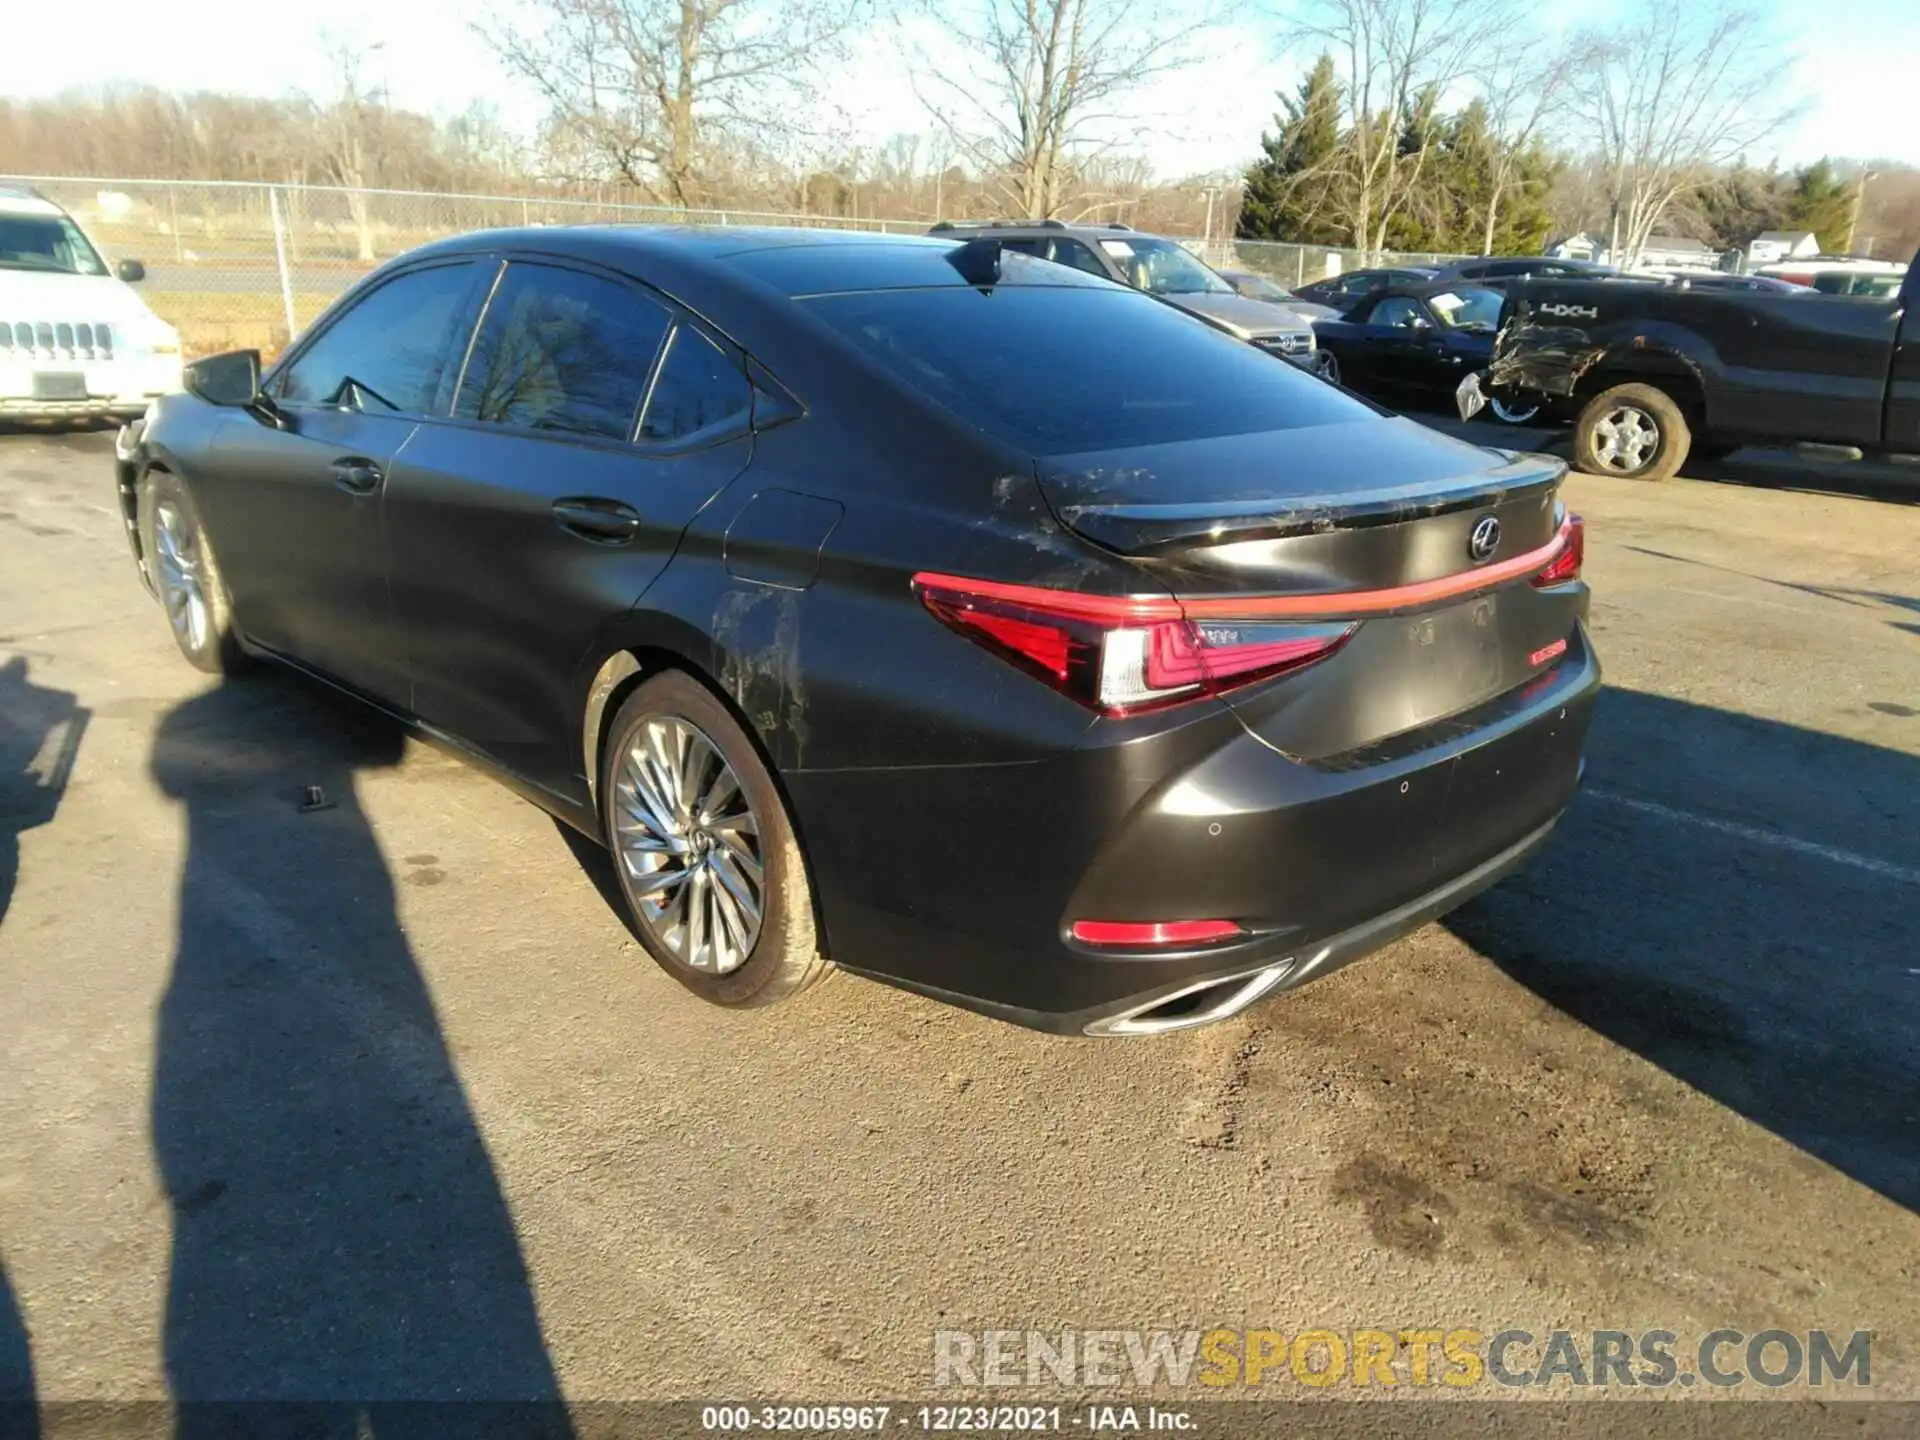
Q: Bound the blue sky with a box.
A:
[9,0,1920,176]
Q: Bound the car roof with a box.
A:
[927,219,1147,240]
[1441,256,1609,271]
[1323,267,1435,281]
[395,223,1119,301]
[1356,279,1504,303]
[0,185,64,218]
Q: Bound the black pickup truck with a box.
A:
[1471,249,1920,480]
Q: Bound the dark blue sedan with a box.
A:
[1314,285,1541,424]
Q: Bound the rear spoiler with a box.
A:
[1054,456,1562,557]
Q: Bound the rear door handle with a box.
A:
[553,497,642,544]
[331,457,384,494]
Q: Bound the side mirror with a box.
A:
[116,258,147,284]
[183,349,264,407]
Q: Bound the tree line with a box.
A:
[3,0,1917,264]
[1237,0,1917,263]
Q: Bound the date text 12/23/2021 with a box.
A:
[700,1406,1192,1432]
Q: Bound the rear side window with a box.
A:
[277,262,477,413]
[639,324,751,443]
[456,263,670,440]
[804,285,1368,454]
[1046,239,1113,279]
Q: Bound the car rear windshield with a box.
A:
[801,285,1369,453]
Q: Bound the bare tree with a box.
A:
[1288,0,1520,261]
[1476,32,1585,255]
[310,36,388,261]
[908,0,1215,220]
[477,0,863,207]
[1574,0,1795,266]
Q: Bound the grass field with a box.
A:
[142,291,338,360]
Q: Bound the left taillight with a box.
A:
[1531,513,1585,587]
[913,574,1355,716]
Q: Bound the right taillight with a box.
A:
[1530,513,1584,587]
[913,574,1355,716]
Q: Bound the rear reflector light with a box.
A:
[1529,637,1568,667]
[1072,919,1245,947]
[1530,513,1584,587]
[914,576,1355,715]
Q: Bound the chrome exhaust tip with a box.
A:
[1083,959,1297,1038]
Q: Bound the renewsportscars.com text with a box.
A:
[933,1328,1872,1390]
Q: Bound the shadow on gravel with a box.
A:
[1619,544,1920,639]
[149,672,570,1435]
[1446,685,1920,1213]
[0,654,88,938]
[0,1257,31,1440]
[1679,451,1920,506]
[0,656,88,1436]
[553,818,643,945]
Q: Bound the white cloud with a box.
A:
[1786,43,1920,165]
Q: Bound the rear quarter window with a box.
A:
[802,285,1370,454]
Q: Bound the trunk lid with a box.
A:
[1036,415,1578,761]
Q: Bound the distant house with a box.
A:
[1636,235,1718,270]
[1547,232,1607,263]
[1748,230,1821,266]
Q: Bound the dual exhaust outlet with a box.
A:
[1083,958,1301,1037]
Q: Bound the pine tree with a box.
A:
[1238,54,1347,244]
[1693,163,1791,251]
[1785,159,1855,253]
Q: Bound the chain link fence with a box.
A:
[9,177,929,357]
[9,175,1467,356]
[1195,238,1465,288]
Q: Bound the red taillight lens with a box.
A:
[914,575,1355,716]
[1531,513,1584,587]
[1072,919,1244,947]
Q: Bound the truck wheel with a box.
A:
[1574,383,1692,481]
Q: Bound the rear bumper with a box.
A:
[0,396,157,421]
[804,624,1602,1035]
[882,808,1564,1036]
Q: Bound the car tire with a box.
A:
[600,670,832,1009]
[1573,382,1691,481]
[137,469,247,674]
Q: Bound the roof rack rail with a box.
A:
[932,218,1077,231]
[1106,222,1132,231]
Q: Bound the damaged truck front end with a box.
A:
[1458,281,1726,481]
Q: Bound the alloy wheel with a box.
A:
[612,715,764,975]
[154,502,210,654]
[1591,405,1660,472]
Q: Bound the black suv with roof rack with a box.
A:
[927,219,1332,377]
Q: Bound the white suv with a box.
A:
[0,186,183,420]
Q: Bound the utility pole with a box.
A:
[1843,169,1879,255]
[1200,184,1221,262]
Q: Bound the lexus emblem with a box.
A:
[1468,515,1502,563]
